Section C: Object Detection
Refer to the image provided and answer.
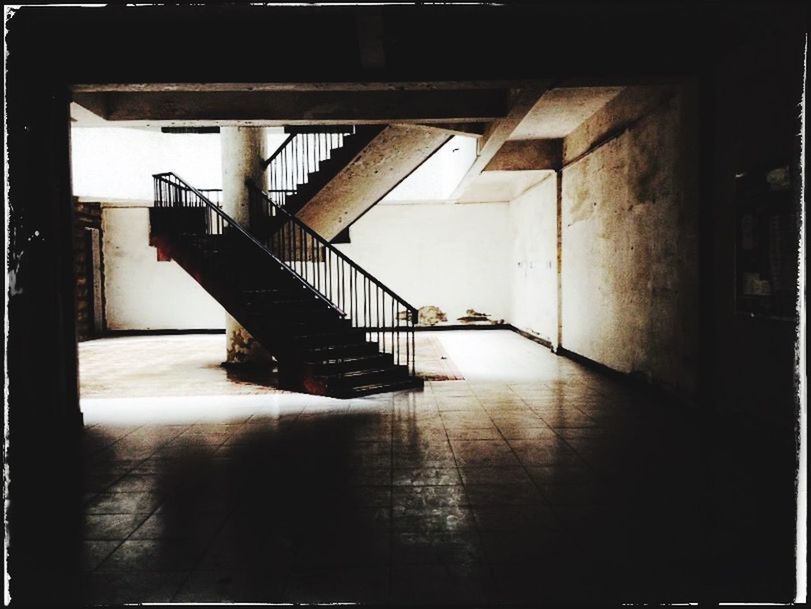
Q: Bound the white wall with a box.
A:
[508,173,558,343]
[71,127,290,200]
[337,202,511,323]
[382,135,477,202]
[71,128,223,200]
[102,206,226,330]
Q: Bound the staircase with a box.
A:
[151,172,422,398]
[255,126,384,242]
[256,124,450,242]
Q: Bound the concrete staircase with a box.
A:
[151,172,422,398]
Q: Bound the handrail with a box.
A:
[248,181,417,375]
[261,133,296,170]
[152,172,344,317]
[249,182,417,318]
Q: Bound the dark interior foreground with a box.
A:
[5,3,805,605]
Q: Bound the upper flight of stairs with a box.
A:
[151,172,422,399]
[278,126,384,217]
[259,125,451,242]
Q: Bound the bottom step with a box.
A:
[330,377,424,399]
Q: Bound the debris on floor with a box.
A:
[417,305,447,326]
[457,308,495,323]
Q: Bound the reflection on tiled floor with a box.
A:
[74,331,796,604]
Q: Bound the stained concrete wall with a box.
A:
[101,205,225,331]
[73,200,104,340]
[560,87,699,396]
[336,202,511,324]
[508,173,558,344]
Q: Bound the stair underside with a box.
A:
[293,125,450,241]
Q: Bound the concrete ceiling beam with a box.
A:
[72,89,510,123]
[71,80,542,94]
[484,139,562,171]
[563,85,677,166]
[449,82,552,200]
[396,122,488,138]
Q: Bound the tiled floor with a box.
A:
[78,332,462,398]
[70,331,796,604]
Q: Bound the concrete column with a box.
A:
[554,169,563,353]
[221,127,271,365]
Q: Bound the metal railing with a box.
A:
[196,188,222,207]
[248,182,417,376]
[262,127,356,210]
[152,172,341,316]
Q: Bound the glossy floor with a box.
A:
[72,331,796,604]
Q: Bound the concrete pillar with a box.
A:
[221,127,271,365]
[555,169,563,352]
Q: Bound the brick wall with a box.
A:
[73,200,103,341]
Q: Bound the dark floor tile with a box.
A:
[472,504,560,532]
[346,467,391,486]
[392,466,461,486]
[347,485,392,507]
[284,566,389,604]
[392,531,484,565]
[129,511,228,540]
[392,505,476,532]
[525,464,595,485]
[173,569,287,602]
[444,427,502,440]
[106,474,163,493]
[81,571,189,604]
[449,440,519,467]
[82,472,126,493]
[392,484,468,509]
[458,465,533,486]
[292,531,391,567]
[80,541,121,572]
[197,531,294,571]
[464,482,545,506]
[97,539,207,572]
[538,481,614,506]
[479,529,576,564]
[84,491,162,514]
[391,563,491,604]
[508,439,586,467]
[488,560,606,603]
[496,425,558,440]
[83,513,151,540]
[539,412,602,429]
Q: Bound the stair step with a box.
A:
[244,297,327,306]
[243,289,313,302]
[243,300,334,314]
[245,314,348,331]
[301,341,379,358]
[306,352,394,373]
[322,366,410,388]
[331,376,424,398]
[292,328,367,347]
